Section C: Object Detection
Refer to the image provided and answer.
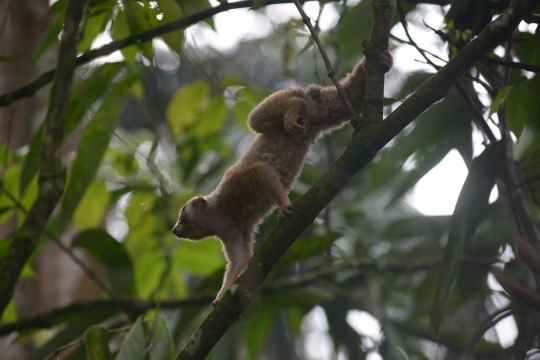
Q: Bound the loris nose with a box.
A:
[172,226,182,238]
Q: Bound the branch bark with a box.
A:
[0,0,84,318]
[171,0,539,358]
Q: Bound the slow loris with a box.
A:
[173,51,393,306]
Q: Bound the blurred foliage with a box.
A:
[1,0,540,359]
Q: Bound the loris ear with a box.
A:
[194,196,207,205]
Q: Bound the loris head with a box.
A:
[172,196,214,240]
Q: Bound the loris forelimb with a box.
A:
[173,50,393,306]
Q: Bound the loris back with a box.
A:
[173,51,393,306]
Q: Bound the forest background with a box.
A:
[0,0,540,359]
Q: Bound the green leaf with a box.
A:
[20,62,123,197]
[506,83,530,139]
[85,325,113,360]
[149,319,174,360]
[60,70,141,229]
[156,0,184,55]
[166,80,209,137]
[78,10,110,53]
[431,142,503,332]
[19,127,42,197]
[383,97,403,106]
[244,310,275,357]
[536,22,540,49]
[338,0,373,60]
[232,100,253,130]
[65,62,125,137]
[33,16,62,62]
[173,238,225,275]
[31,309,115,360]
[73,181,111,230]
[527,75,540,128]
[125,1,155,60]
[115,317,146,360]
[72,229,137,296]
[193,97,227,138]
[251,0,268,10]
[488,85,511,117]
[1,299,16,323]
[279,233,340,266]
[112,9,138,66]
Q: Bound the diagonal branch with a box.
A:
[172,0,539,358]
[0,0,85,318]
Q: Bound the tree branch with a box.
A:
[485,57,540,73]
[0,256,499,337]
[0,0,85,318]
[171,0,539,358]
[495,272,540,312]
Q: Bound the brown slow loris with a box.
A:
[173,51,393,306]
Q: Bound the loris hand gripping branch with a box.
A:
[173,51,393,306]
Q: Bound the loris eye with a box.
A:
[179,213,184,222]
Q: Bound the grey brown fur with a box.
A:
[173,52,393,306]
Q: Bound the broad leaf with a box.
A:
[506,83,529,139]
[232,100,253,130]
[166,80,209,137]
[149,319,174,360]
[125,1,156,60]
[112,9,138,66]
[72,229,137,297]
[33,16,62,62]
[60,70,141,229]
[431,142,503,332]
[73,181,110,230]
[193,97,227,138]
[278,233,340,265]
[85,325,113,360]
[156,0,184,55]
[488,85,511,117]
[527,75,540,128]
[78,10,110,53]
[173,238,225,275]
[115,317,145,360]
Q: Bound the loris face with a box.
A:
[172,197,214,241]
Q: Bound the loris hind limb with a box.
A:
[173,50,393,306]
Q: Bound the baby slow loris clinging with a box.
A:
[173,51,393,306]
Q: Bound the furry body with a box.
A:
[173,53,392,305]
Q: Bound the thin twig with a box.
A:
[0,255,500,336]
[396,3,497,144]
[484,57,540,73]
[291,0,361,125]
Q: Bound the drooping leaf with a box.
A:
[85,325,113,360]
[65,62,125,136]
[431,142,503,332]
[72,229,137,297]
[78,10,110,53]
[527,75,540,128]
[193,97,227,139]
[112,9,138,66]
[73,181,111,230]
[166,80,209,137]
[156,0,184,55]
[33,16,62,62]
[506,82,529,139]
[60,70,141,229]
[338,0,373,60]
[19,127,42,197]
[149,319,174,360]
[115,316,146,360]
[125,1,156,60]
[488,85,511,117]
[19,62,124,197]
